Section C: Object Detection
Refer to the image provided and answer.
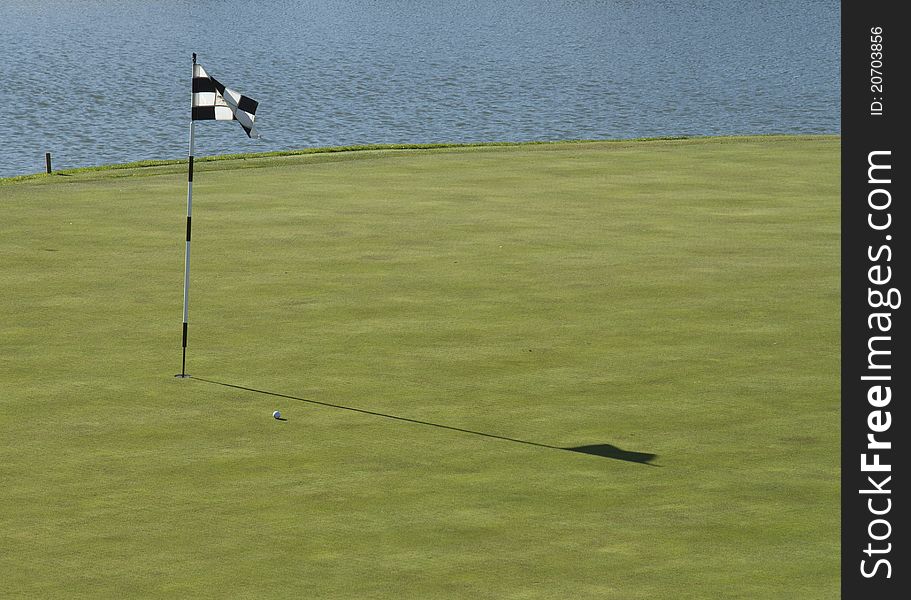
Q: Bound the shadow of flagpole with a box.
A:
[189,376,659,466]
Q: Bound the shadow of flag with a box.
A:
[564,444,658,465]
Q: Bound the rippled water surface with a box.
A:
[1,0,839,177]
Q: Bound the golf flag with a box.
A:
[191,63,260,138]
[177,55,260,378]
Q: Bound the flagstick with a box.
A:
[177,53,196,378]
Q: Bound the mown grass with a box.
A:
[0,136,839,598]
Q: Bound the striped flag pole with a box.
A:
[176,53,196,378]
[175,55,258,377]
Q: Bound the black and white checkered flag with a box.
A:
[177,56,261,377]
[191,63,259,138]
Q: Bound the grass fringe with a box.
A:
[1,134,837,185]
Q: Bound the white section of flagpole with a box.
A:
[177,54,196,378]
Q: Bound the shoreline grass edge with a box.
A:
[1,133,839,185]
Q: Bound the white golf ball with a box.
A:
[272,410,281,420]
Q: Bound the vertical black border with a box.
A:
[842,1,906,597]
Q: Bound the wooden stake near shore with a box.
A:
[45,152,52,174]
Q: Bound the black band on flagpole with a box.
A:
[179,346,188,378]
[185,216,192,242]
[176,323,189,378]
[188,155,194,182]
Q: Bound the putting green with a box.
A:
[0,136,839,598]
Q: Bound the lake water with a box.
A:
[1,1,839,178]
